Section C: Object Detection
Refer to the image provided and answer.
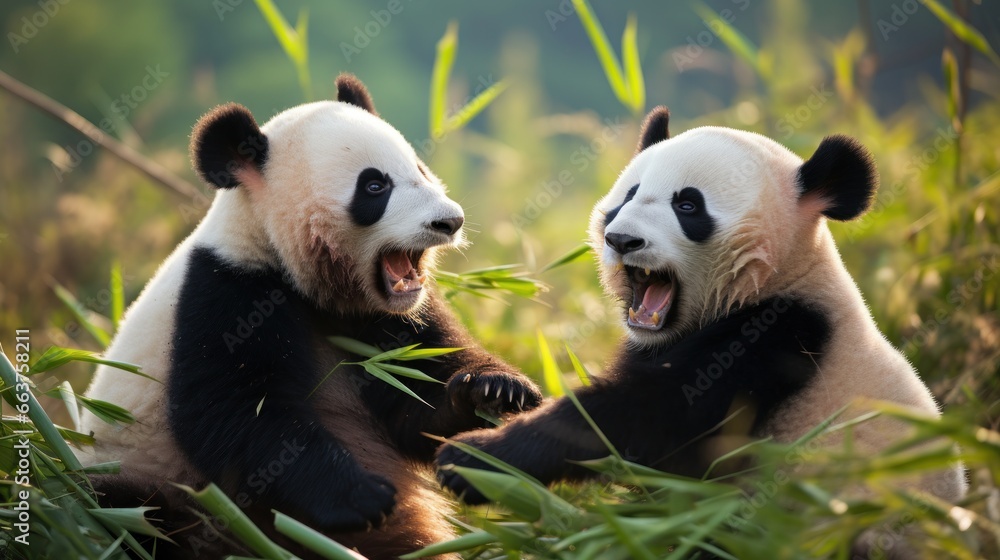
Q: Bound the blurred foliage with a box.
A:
[0,0,998,558]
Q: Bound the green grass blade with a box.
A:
[400,531,498,559]
[692,2,764,78]
[942,48,960,128]
[572,0,629,103]
[88,507,170,541]
[921,0,1000,66]
[272,511,363,560]
[376,362,444,384]
[391,347,464,361]
[565,344,591,386]
[0,351,84,470]
[536,329,564,397]
[540,243,591,273]
[443,79,509,134]
[253,0,312,100]
[430,21,458,138]
[110,261,124,331]
[52,281,111,346]
[327,336,382,358]
[55,380,81,431]
[30,346,151,380]
[176,483,293,560]
[621,12,645,113]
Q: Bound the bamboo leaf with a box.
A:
[541,244,591,272]
[621,12,645,112]
[30,346,150,380]
[110,261,124,330]
[362,363,433,408]
[254,0,312,100]
[376,362,444,384]
[88,507,171,542]
[327,336,382,358]
[572,0,630,103]
[272,511,365,559]
[52,281,111,346]
[176,483,293,560]
[536,329,564,397]
[400,531,498,559]
[921,0,1000,66]
[430,21,458,138]
[565,345,591,386]
[443,80,509,134]
[692,2,765,78]
[55,381,81,431]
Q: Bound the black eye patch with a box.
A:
[671,187,715,242]
[349,168,394,226]
[603,184,640,228]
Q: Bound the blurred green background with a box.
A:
[0,0,997,418]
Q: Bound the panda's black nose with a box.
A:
[429,216,465,236]
[605,232,646,254]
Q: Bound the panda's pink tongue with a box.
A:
[631,281,672,327]
[384,252,414,280]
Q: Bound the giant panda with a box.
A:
[78,73,543,560]
[437,106,966,512]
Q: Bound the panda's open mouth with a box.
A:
[624,266,677,330]
[380,249,427,298]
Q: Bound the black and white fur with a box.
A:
[437,106,966,507]
[78,74,542,559]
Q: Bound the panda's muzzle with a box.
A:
[381,249,427,297]
[624,266,677,330]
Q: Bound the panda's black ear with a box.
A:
[637,106,670,153]
[336,73,377,115]
[190,104,268,189]
[797,135,878,221]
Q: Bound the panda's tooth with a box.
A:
[644,268,651,275]
[463,373,471,383]
[393,279,406,292]
[483,382,490,396]
[518,393,525,410]
[628,308,637,322]
[652,311,661,324]
[508,387,514,402]
[496,386,502,398]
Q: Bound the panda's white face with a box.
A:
[249,101,465,314]
[590,126,804,346]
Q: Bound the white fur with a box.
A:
[79,101,465,475]
[588,126,967,501]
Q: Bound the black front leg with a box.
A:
[170,248,396,530]
[436,297,832,502]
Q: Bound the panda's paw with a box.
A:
[448,370,543,418]
[435,434,494,505]
[312,473,397,531]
